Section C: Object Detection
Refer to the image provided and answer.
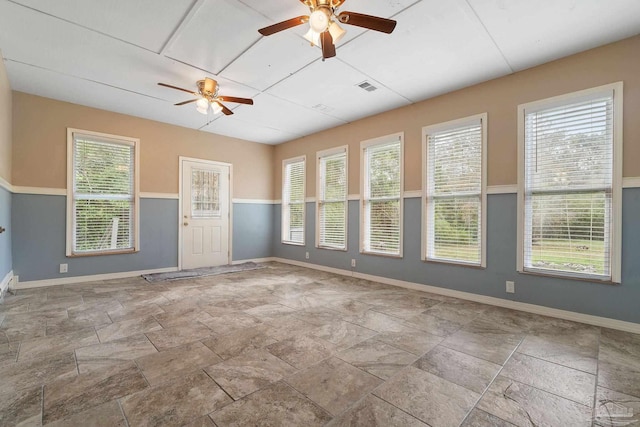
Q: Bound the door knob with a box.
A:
[0,226,5,234]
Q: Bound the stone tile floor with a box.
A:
[1,262,639,426]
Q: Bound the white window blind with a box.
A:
[362,137,402,256]
[425,117,484,265]
[70,132,137,255]
[282,157,305,245]
[317,148,347,250]
[522,88,620,281]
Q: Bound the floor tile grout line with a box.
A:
[129,357,152,389]
[281,376,336,419]
[591,328,602,426]
[117,398,132,427]
[512,348,598,375]
[72,348,80,376]
[39,385,44,426]
[496,357,599,408]
[363,372,432,425]
[202,368,236,402]
[457,333,527,426]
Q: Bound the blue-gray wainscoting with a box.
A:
[0,186,11,281]
[12,195,179,282]
[272,190,640,324]
[232,202,273,261]
[10,195,274,283]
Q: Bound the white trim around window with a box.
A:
[66,128,140,257]
[282,155,306,246]
[316,145,348,251]
[360,132,404,257]
[422,113,487,267]
[517,82,623,283]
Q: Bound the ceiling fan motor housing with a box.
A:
[197,78,219,100]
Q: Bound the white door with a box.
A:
[181,159,230,270]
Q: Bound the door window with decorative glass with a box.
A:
[191,169,221,218]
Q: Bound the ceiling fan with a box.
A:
[157,78,253,116]
[258,0,397,60]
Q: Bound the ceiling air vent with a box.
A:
[357,81,378,92]
[312,104,334,113]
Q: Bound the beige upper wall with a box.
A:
[12,93,274,199]
[274,35,640,198]
[0,52,12,183]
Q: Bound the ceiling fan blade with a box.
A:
[219,103,234,116]
[337,11,397,34]
[175,99,198,106]
[258,15,309,36]
[218,96,254,105]
[320,31,336,59]
[158,82,197,95]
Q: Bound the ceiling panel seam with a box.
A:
[216,37,264,76]
[255,91,350,124]
[463,0,514,73]
[6,0,159,55]
[5,58,168,102]
[158,0,206,56]
[260,57,322,93]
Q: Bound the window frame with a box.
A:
[66,128,140,257]
[516,82,623,283]
[360,132,404,258]
[281,155,306,246]
[422,113,487,268]
[316,145,349,251]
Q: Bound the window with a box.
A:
[282,156,306,245]
[423,114,487,266]
[66,129,140,256]
[316,146,348,250]
[361,133,403,256]
[517,82,623,282]
[191,169,221,218]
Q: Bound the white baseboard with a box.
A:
[271,257,640,334]
[232,257,276,265]
[1,270,13,298]
[14,267,178,289]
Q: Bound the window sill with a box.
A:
[67,249,138,258]
[282,241,305,246]
[423,258,485,269]
[317,245,347,252]
[519,268,617,285]
[360,250,403,259]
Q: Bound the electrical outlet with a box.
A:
[351,259,356,268]
[506,281,515,293]
[60,263,68,274]
[305,252,309,260]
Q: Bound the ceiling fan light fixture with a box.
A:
[309,9,329,33]
[304,28,321,47]
[211,102,223,115]
[196,97,209,115]
[328,21,346,43]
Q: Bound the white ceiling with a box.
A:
[1,0,639,145]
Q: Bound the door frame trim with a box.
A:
[178,156,233,271]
